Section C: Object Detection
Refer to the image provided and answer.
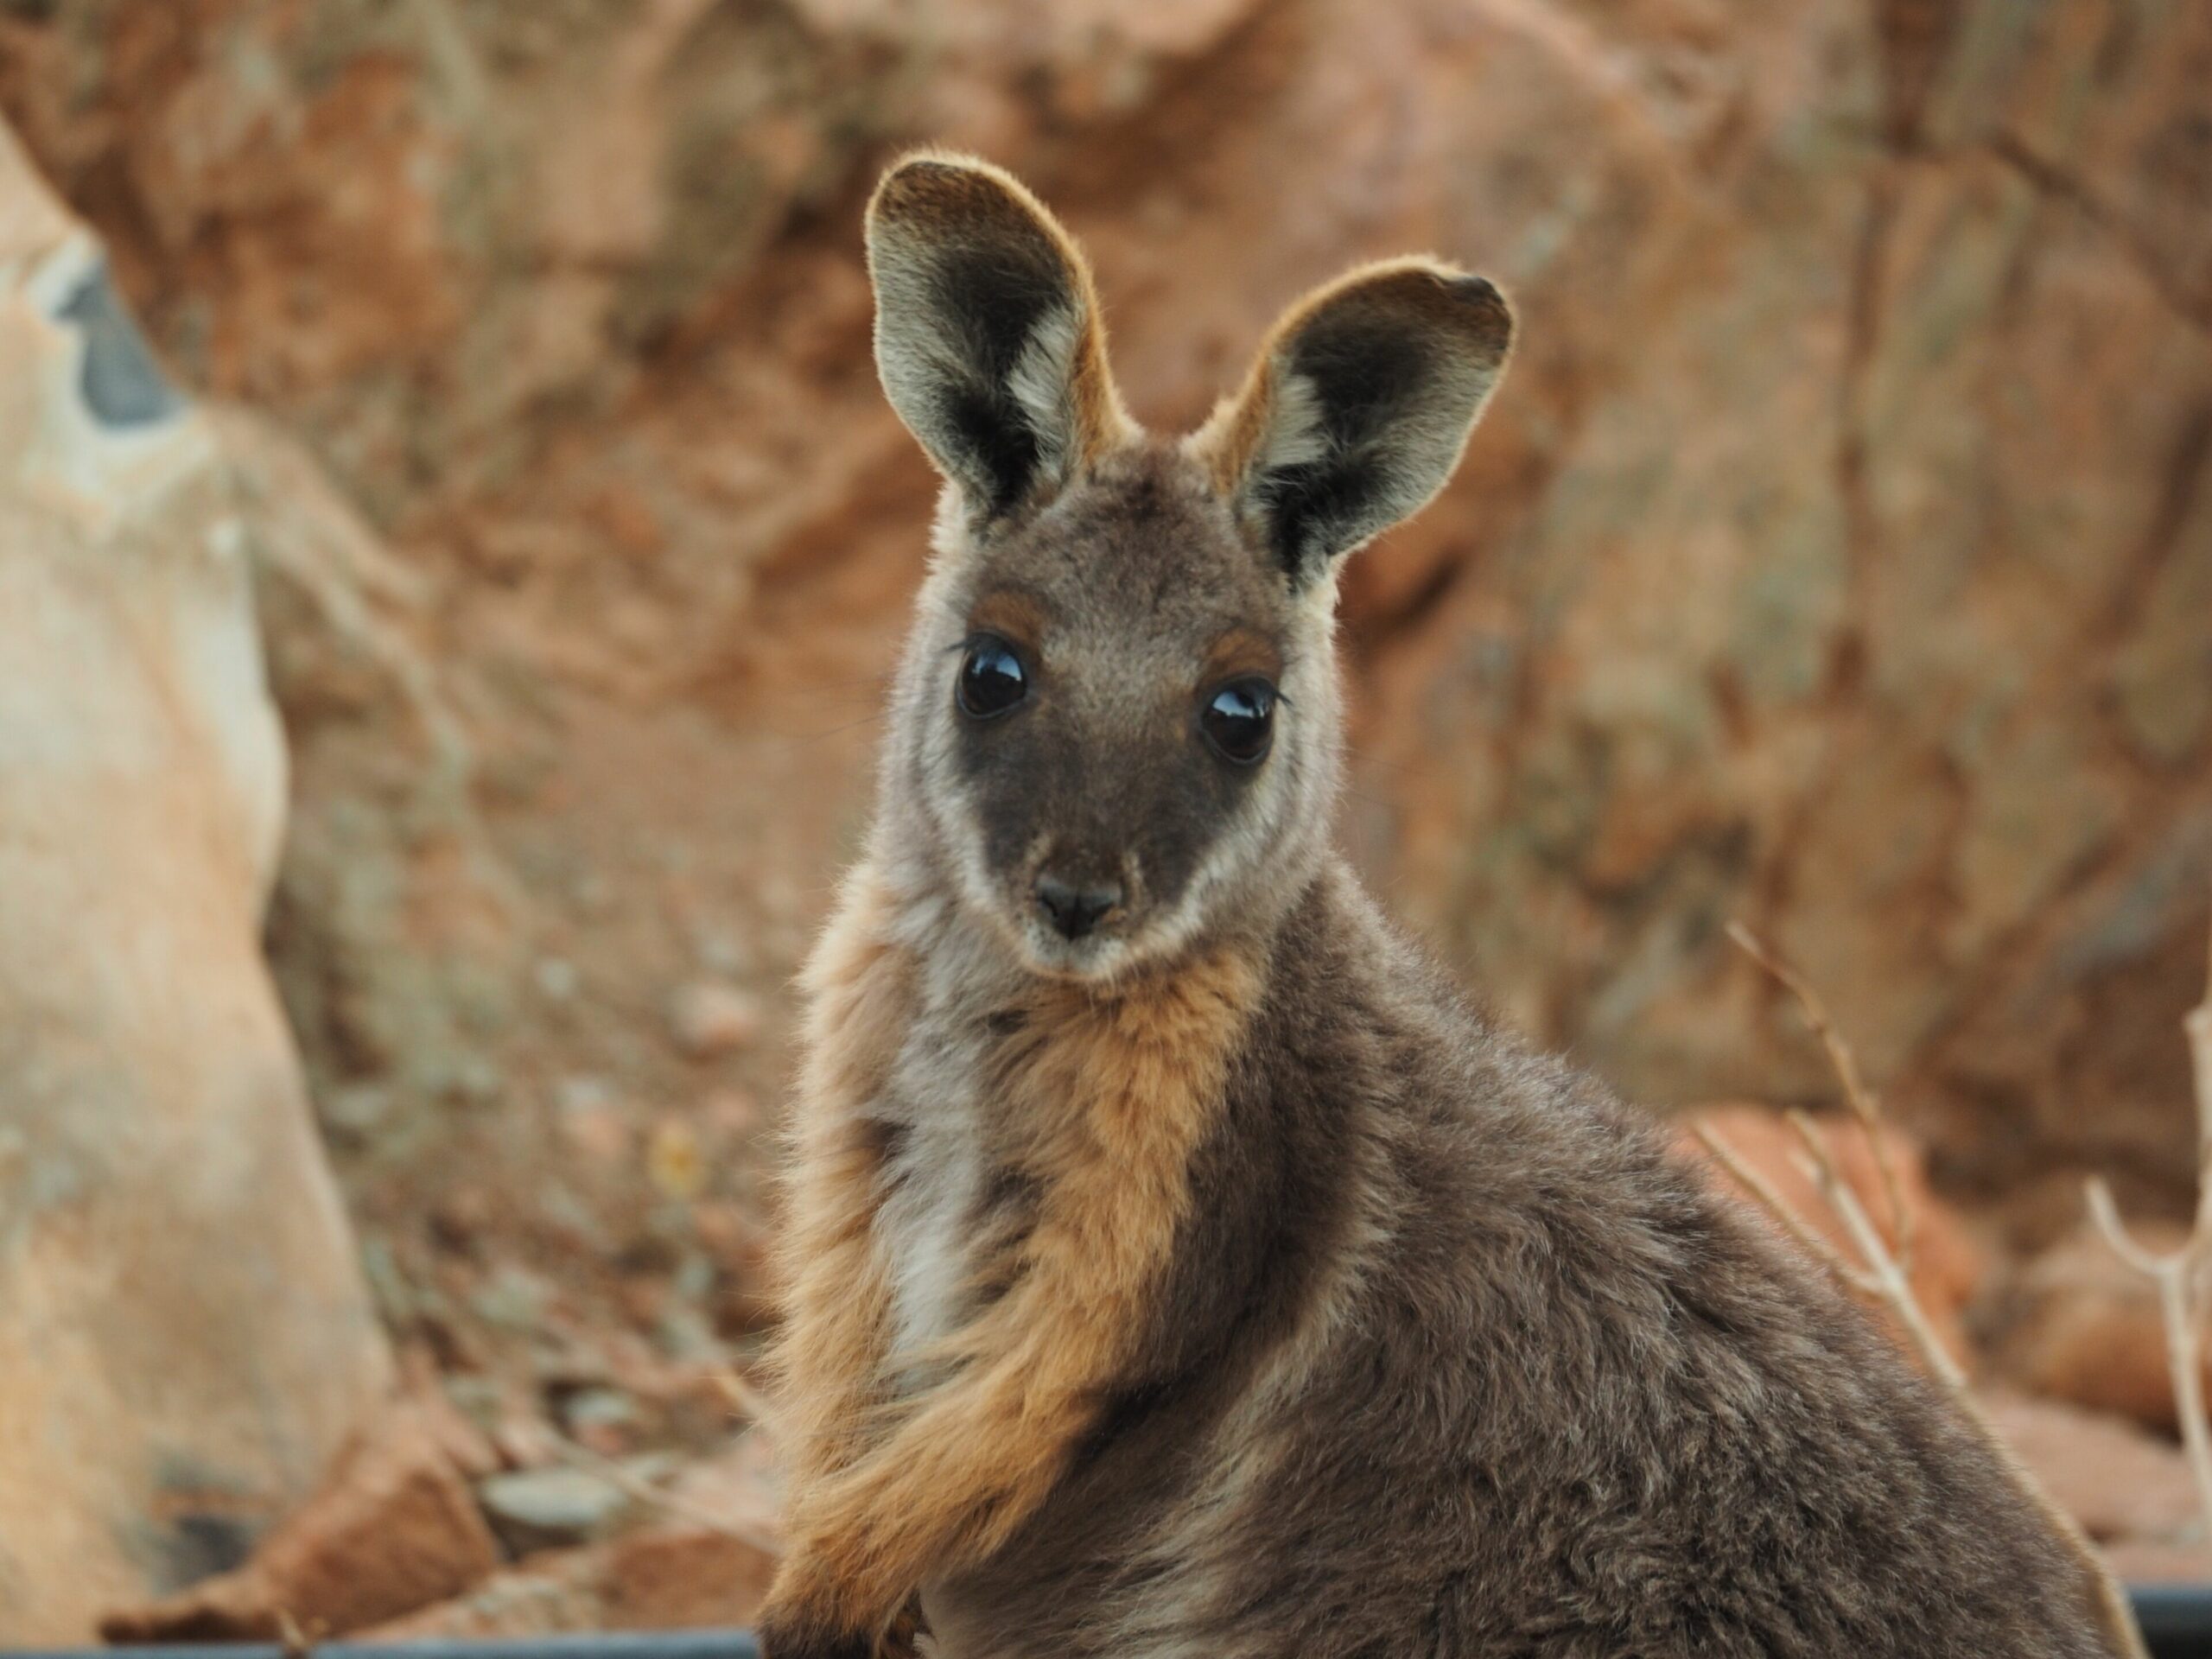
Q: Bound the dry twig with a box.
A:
[1707,924,2146,1659]
[715,1364,785,1446]
[1688,1120,1872,1294]
[1781,1109,1964,1395]
[2082,904,2212,1548]
[1710,925,1946,1382]
[1726,922,1915,1274]
[272,1607,321,1659]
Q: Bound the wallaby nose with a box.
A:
[1034,873,1122,941]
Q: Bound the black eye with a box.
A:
[957,637,1028,720]
[1202,679,1275,766]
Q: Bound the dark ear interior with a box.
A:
[1199,261,1514,586]
[866,154,1124,521]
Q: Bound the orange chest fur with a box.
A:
[805,891,1260,1370]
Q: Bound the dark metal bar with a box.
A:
[12,1594,2212,1658]
[2,1635,758,1659]
[2134,1586,2212,1659]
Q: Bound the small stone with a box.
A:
[429,1185,493,1249]
[555,1074,612,1115]
[534,957,580,1001]
[359,1238,418,1325]
[559,1388,639,1458]
[440,1054,504,1107]
[557,1077,630,1163]
[667,981,764,1059]
[691,926,753,978]
[1977,1391,2199,1546]
[560,1387,638,1434]
[470,1265,556,1332]
[1988,1217,2197,1435]
[488,1414,563,1473]
[694,1201,772,1330]
[671,1249,716,1304]
[475,1466,632,1555]
[440,1373,505,1432]
[561,1104,631,1164]
[702,1087,761,1140]
[759,875,800,925]
[655,1301,725,1365]
[646,1117,707,1201]
[322,1083,393,1141]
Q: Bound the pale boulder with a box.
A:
[0,122,390,1640]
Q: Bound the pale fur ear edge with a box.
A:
[864,149,1135,516]
[1188,256,1515,581]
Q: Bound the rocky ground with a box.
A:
[0,0,2207,1636]
[82,1117,2212,1641]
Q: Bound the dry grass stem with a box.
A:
[2081,904,2212,1561]
[273,1607,321,1659]
[1781,1109,1964,1395]
[2190,911,2212,1245]
[2085,1179,2212,1539]
[715,1365,785,1447]
[1717,923,2146,1659]
[1727,922,1914,1274]
[1688,1122,1874,1294]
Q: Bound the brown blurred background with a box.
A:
[0,0,2208,1642]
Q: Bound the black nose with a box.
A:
[1034,874,1122,941]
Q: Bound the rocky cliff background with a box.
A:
[0,0,2208,1635]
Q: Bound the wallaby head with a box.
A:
[865,152,1513,980]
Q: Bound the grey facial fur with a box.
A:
[877,446,1342,981]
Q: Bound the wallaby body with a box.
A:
[758,154,2113,1659]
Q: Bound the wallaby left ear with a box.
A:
[866,152,1129,524]
[1192,259,1514,587]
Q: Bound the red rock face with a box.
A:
[0,0,2203,1395]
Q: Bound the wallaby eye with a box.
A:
[1202,679,1275,766]
[957,636,1029,720]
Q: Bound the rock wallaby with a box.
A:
[757,152,2116,1659]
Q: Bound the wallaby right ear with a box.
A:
[866,153,1128,524]
[1193,259,1513,588]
